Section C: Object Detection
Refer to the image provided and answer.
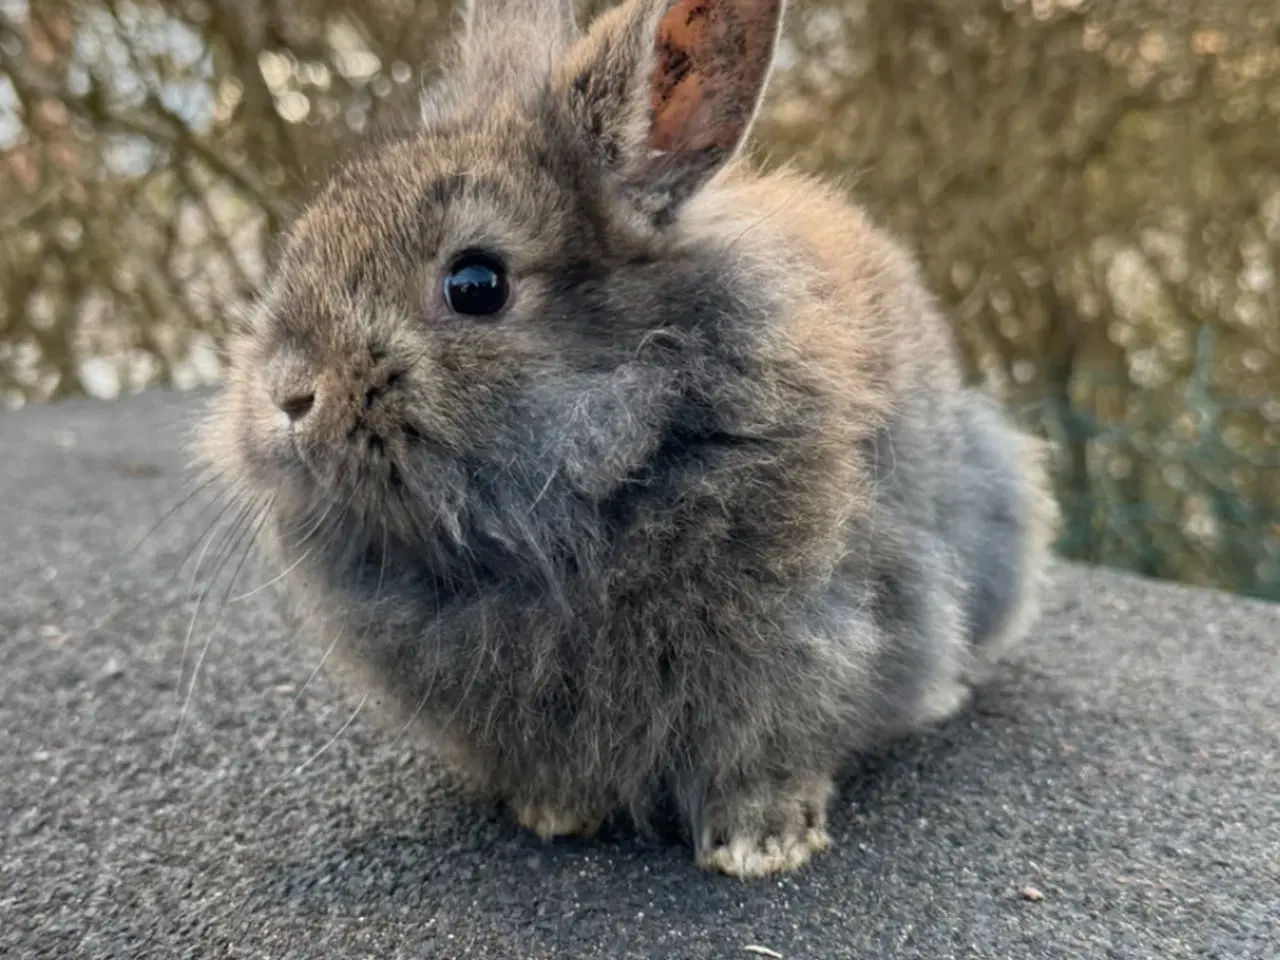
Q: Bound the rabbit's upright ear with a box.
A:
[557,0,786,225]
[455,0,581,87]
[460,0,580,45]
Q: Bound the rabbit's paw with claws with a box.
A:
[695,777,834,879]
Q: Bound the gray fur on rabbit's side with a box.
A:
[198,0,1058,878]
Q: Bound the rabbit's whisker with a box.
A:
[169,496,273,762]
[276,693,368,786]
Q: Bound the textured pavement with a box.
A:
[2,388,1278,960]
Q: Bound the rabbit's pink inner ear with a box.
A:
[646,0,783,159]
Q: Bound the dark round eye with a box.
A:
[442,251,509,317]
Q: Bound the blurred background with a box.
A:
[1,0,1277,600]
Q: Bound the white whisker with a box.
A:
[169,498,273,761]
[527,462,560,515]
[228,540,314,603]
[281,693,368,782]
[266,625,347,744]
[173,494,257,711]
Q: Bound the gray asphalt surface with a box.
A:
[2,388,1278,960]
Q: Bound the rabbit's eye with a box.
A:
[443,251,509,317]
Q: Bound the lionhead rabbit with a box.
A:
[199,0,1057,877]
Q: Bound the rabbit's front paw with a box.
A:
[511,800,603,840]
[913,674,973,728]
[694,776,834,879]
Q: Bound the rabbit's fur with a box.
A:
[198,0,1058,877]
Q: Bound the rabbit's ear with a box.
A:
[456,0,580,81]
[559,0,785,224]
[461,0,579,43]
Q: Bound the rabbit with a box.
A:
[197,0,1059,878]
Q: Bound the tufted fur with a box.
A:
[198,0,1058,878]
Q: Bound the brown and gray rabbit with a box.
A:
[198,0,1058,877]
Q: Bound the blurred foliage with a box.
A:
[1,0,1278,600]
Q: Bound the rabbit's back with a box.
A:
[685,164,967,419]
[683,163,1057,714]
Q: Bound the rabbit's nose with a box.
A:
[268,350,319,424]
[277,390,315,423]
